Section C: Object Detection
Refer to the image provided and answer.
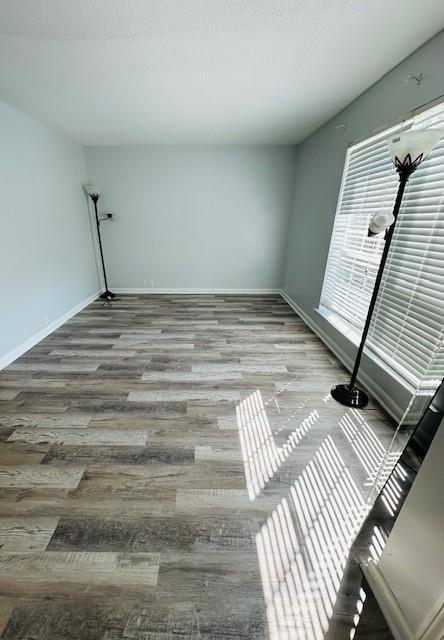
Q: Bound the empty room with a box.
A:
[1,2,444,638]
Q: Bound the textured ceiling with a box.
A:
[0,1,443,145]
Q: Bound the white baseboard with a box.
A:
[416,592,444,640]
[0,290,100,371]
[362,559,444,640]
[279,289,403,421]
[361,560,412,640]
[113,288,281,295]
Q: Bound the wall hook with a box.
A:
[405,73,424,86]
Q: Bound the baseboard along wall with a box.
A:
[279,289,404,421]
[112,288,281,295]
[0,290,100,371]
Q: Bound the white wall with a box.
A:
[0,98,99,365]
[282,30,444,420]
[377,420,444,638]
[84,146,297,291]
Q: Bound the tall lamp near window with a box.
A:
[331,129,444,408]
[84,184,116,301]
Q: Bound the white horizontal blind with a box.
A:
[368,104,444,388]
[320,102,444,389]
[320,123,408,330]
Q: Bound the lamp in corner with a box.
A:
[331,128,444,408]
[84,184,116,300]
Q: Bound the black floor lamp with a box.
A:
[331,128,444,408]
[84,184,116,301]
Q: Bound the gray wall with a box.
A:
[0,99,99,364]
[84,146,297,290]
[282,30,444,419]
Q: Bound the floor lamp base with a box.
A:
[99,290,116,300]
[331,383,369,408]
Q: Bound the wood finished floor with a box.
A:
[0,294,395,639]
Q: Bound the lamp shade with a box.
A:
[387,129,444,171]
[83,184,102,198]
[368,210,395,236]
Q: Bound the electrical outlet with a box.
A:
[149,280,154,288]
[43,314,49,325]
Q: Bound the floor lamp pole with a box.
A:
[331,128,444,408]
[91,194,116,300]
[331,169,411,408]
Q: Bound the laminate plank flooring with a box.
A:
[0,517,59,551]
[0,601,15,638]
[0,294,395,639]
[0,551,160,595]
[0,415,92,429]
[0,466,85,489]
[7,429,149,446]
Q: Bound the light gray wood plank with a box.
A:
[49,349,137,358]
[7,363,99,372]
[7,429,148,446]
[0,598,15,636]
[175,489,278,511]
[0,465,85,489]
[120,333,196,341]
[0,379,66,389]
[0,517,59,552]
[190,324,267,330]
[274,343,323,351]
[192,363,288,373]
[195,446,242,462]
[0,390,19,400]
[217,418,238,430]
[0,414,92,429]
[0,551,160,588]
[128,390,241,402]
[151,320,218,325]
[88,328,161,334]
[141,371,242,382]
[123,343,195,350]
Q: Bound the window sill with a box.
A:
[316,305,361,348]
[315,304,417,396]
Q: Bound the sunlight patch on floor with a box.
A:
[256,436,369,640]
[237,389,319,500]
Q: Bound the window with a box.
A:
[320,102,444,390]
